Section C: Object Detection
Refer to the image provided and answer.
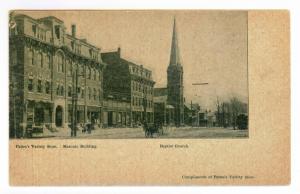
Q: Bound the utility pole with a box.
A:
[71,68,79,137]
[192,82,209,128]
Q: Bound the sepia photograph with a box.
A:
[9,10,249,139]
[7,10,290,186]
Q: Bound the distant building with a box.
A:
[101,48,155,127]
[9,14,105,137]
[184,102,201,126]
[154,18,184,127]
[153,88,174,125]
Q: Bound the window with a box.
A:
[78,65,84,76]
[91,69,94,80]
[87,67,91,79]
[77,87,81,98]
[55,25,60,39]
[56,85,60,96]
[27,48,33,66]
[60,86,64,96]
[45,81,50,94]
[37,80,42,93]
[95,70,98,81]
[98,89,101,101]
[88,87,91,100]
[68,86,72,97]
[45,54,50,69]
[57,53,64,73]
[28,79,34,91]
[32,50,35,66]
[92,68,95,79]
[81,88,85,99]
[37,52,43,68]
[32,25,36,36]
[93,88,96,100]
[67,61,72,76]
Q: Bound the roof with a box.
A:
[154,87,168,97]
[169,18,182,66]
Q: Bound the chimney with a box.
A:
[71,24,76,37]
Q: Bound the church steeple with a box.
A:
[167,17,184,126]
[169,17,181,66]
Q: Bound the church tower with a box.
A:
[167,18,184,126]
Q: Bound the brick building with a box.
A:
[9,14,105,137]
[101,49,155,127]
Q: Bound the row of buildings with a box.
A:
[9,13,185,137]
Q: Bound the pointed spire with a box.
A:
[169,17,181,66]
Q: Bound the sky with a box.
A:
[15,10,248,110]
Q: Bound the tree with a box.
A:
[229,97,246,130]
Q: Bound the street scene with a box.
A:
[9,11,248,139]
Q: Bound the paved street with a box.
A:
[42,126,248,139]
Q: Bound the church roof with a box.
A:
[169,18,181,66]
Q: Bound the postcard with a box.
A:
[9,10,290,185]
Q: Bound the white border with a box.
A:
[1,1,299,194]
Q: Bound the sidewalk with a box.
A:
[47,126,146,139]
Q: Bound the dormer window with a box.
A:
[71,41,75,50]
[55,25,60,39]
[32,25,37,36]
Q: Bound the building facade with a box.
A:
[153,88,174,126]
[9,14,105,137]
[102,49,155,127]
